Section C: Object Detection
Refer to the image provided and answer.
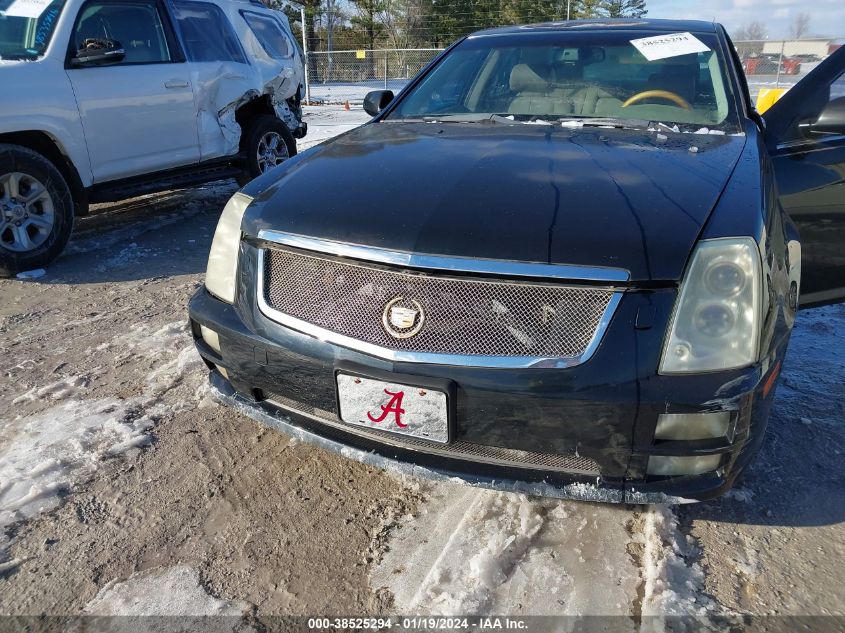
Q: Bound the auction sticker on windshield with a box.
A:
[4,0,52,17]
[336,374,449,443]
[630,32,710,61]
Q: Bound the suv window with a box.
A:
[0,0,66,60]
[172,0,246,64]
[241,10,292,60]
[72,0,171,64]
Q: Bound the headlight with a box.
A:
[660,238,762,374]
[205,192,253,304]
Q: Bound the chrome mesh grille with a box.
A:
[261,247,615,359]
[265,392,601,475]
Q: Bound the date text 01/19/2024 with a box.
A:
[306,617,529,630]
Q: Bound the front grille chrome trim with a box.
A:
[256,229,631,283]
[255,248,623,369]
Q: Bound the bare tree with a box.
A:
[380,0,422,50]
[733,21,768,42]
[790,12,811,39]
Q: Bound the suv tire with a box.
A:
[239,115,297,186]
[0,144,74,278]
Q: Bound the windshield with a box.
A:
[0,0,65,59]
[388,30,739,130]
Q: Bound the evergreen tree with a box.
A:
[602,0,647,18]
[501,0,567,26]
[428,0,494,45]
[572,0,605,19]
[350,0,387,50]
[273,0,322,52]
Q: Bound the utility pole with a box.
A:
[326,0,335,83]
[299,4,310,104]
[567,0,571,20]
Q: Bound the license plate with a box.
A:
[336,373,449,443]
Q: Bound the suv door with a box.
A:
[169,0,252,161]
[65,0,199,182]
[764,46,845,308]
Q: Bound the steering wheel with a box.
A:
[622,90,691,110]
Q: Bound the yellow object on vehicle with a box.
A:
[756,88,788,113]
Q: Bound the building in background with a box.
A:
[761,39,834,58]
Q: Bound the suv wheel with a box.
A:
[0,144,74,278]
[238,115,297,186]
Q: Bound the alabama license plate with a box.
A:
[336,373,449,443]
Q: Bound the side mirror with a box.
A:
[363,90,394,117]
[71,38,125,67]
[801,96,845,137]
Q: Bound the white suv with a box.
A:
[0,0,306,275]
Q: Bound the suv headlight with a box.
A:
[660,238,762,374]
[206,192,253,304]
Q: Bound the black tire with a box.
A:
[239,114,297,185]
[0,144,74,278]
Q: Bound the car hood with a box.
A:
[243,122,747,282]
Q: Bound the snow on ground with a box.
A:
[746,75,801,102]
[308,80,410,105]
[372,479,720,621]
[372,481,640,617]
[114,321,210,404]
[1,105,840,619]
[639,506,716,621]
[307,76,796,109]
[0,398,148,565]
[84,566,247,616]
[0,320,206,563]
[67,182,235,258]
[300,104,373,150]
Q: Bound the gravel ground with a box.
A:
[0,106,842,626]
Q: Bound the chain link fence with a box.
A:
[305,48,443,104]
[734,39,838,101]
[302,40,842,105]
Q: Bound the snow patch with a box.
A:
[95,242,150,272]
[371,482,638,616]
[11,375,89,404]
[84,565,249,617]
[640,505,718,622]
[299,105,372,151]
[0,398,147,555]
[0,321,207,561]
[116,321,204,401]
[15,269,46,280]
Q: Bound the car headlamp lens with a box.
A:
[660,238,762,374]
[693,304,735,338]
[705,262,745,296]
[205,192,253,304]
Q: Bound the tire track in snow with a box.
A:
[638,505,719,625]
[371,481,640,617]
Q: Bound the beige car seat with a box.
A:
[508,63,573,116]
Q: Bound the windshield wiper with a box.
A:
[420,113,507,124]
[397,114,651,131]
[557,117,650,130]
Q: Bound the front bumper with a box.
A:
[188,285,781,504]
[292,121,307,139]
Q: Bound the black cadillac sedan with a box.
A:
[189,20,845,503]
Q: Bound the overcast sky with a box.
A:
[645,0,845,39]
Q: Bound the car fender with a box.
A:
[0,58,94,187]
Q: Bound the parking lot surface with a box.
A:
[0,106,843,622]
